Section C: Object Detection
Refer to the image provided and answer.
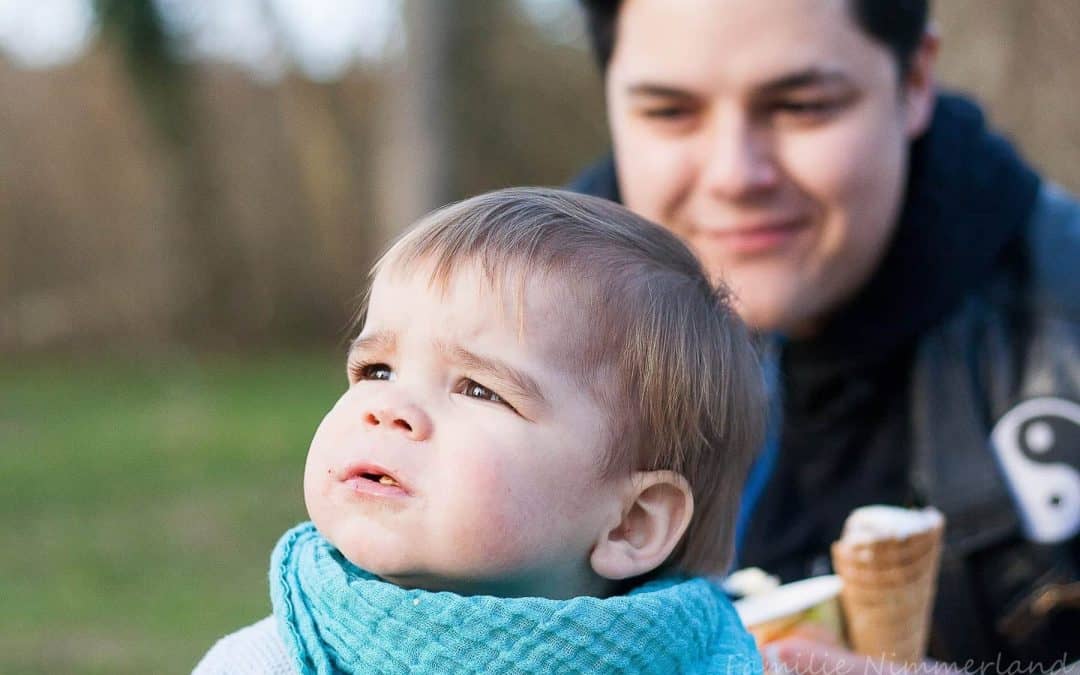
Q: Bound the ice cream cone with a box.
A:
[831,507,945,664]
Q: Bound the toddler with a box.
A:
[195,188,766,674]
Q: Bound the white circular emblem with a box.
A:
[990,397,1080,544]
[1024,421,1055,454]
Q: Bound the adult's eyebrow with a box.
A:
[756,68,853,95]
[625,82,698,99]
[349,330,396,357]
[442,342,548,409]
[626,69,852,100]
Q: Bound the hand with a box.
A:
[763,637,964,675]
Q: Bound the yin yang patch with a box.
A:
[990,397,1080,544]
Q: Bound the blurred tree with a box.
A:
[93,0,183,145]
[374,0,456,241]
[265,1,378,332]
[0,0,605,354]
[94,0,248,342]
[452,3,606,196]
[445,0,511,198]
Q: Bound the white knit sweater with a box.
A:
[192,616,297,674]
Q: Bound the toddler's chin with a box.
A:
[329,536,395,573]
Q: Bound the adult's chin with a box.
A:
[718,267,817,336]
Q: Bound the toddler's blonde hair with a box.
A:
[362,187,766,576]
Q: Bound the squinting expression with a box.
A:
[303,263,625,599]
[606,0,935,334]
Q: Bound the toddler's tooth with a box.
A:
[379,475,397,486]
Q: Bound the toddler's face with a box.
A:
[304,261,627,598]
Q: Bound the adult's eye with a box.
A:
[351,362,392,382]
[770,96,850,123]
[778,100,833,114]
[639,105,699,130]
[643,106,691,119]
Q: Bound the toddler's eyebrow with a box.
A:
[349,330,396,356]
[442,342,548,408]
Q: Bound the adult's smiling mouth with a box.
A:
[696,217,812,257]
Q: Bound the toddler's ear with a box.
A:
[590,471,693,580]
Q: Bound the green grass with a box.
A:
[0,350,346,674]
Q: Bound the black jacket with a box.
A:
[570,94,1080,667]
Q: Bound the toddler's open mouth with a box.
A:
[360,472,399,488]
[341,463,409,497]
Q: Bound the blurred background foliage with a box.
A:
[1,0,1078,672]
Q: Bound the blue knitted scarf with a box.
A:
[270,522,762,675]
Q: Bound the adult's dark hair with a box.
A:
[580,0,930,76]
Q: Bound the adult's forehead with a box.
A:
[609,0,890,88]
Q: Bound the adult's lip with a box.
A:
[696,217,811,256]
[339,462,411,497]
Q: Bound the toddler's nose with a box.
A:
[363,403,432,441]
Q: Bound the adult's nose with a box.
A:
[362,400,433,441]
[699,109,780,201]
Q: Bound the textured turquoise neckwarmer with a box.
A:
[270,522,762,674]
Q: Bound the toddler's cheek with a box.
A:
[437,465,542,571]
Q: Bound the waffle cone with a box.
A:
[831,522,943,664]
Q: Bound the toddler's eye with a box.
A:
[351,362,392,381]
[458,379,506,405]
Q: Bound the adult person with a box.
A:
[569,0,1080,670]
